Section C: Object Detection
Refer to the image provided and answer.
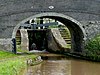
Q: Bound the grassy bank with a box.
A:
[0,58,26,75]
[85,35,100,61]
[0,50,17,60]
[0,50,37,75]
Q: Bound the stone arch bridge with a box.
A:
[0,0,100,53]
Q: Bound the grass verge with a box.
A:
[0,50,37,75]
[0,50,17,60]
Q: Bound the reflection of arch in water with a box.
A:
[12,12,86,52]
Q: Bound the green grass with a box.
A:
[0,50,37,75]
[17,48,28,53]
[0,58,26,75]
[0,50,17,60]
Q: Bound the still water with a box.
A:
[26,54,100,75]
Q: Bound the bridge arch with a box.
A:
[12,12,86,52]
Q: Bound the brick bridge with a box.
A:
[0,0,100,53]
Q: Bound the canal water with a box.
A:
[26,53,100,75]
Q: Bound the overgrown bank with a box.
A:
[0,50,38,75]
[50,35,100,62]
[85,35,100,61]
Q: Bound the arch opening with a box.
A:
[12,13,85,53]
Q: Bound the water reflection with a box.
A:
[26,56,100,75]
[71,60,100,75]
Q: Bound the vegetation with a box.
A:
[0,50,37,75]
[17,47,28,53]
[0,58,26,75]
[85,35,100,61]
[0,50,17,60]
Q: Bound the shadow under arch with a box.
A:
[12,12,86,53]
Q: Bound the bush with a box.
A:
[85,35,100,60]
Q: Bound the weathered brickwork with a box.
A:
[80,21,100,40]
[0,0,100,51]
[0,39,12,51]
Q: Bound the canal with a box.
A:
[25,53,100,75]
